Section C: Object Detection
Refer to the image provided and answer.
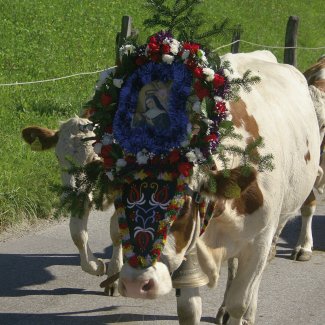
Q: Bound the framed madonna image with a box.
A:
[113,62,193,155]
[131,81,171,131]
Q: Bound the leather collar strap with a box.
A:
[184,185,203,204]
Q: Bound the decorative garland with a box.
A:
[81,30,261,268]
[85,30,232,186]
[116,174,187,268]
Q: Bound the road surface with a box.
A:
[1,200,325,325]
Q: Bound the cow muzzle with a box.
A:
[118,262,172,299]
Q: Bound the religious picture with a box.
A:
[132,81,172,131]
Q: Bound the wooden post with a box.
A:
[115,16,133,64]
[231,25,241,54]
[284,16,299,66]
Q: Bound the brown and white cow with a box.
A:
[278,55,325,262]
[22,115,123,296]
[115,51,323,325]
[22,52,324,324]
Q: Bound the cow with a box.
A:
[22,52,324,324]
[113,50,323,325]
[22,115,123,296]
[271,56,325,262]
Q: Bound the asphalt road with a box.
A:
[0,200,325,325]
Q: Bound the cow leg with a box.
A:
[176,287,202,325]
[69,197,106,276]
[101,210,123,296]
[223,230,273,325]
[291,191,315,261]
[215,257,238,325]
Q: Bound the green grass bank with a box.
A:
[0,0,324,231]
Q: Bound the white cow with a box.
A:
[22,116,122,296]
[116,51,323,325]
[22,53,324,324]
[271,56,325,262]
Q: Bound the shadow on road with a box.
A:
[0,308,181,324]
[0,245,113,298]
[276,215,325,259]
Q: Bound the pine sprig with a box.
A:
[229,70,261,98]
[143,0,236,44]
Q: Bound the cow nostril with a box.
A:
[142,279,154,292]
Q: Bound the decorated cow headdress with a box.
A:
[65,25,270,269]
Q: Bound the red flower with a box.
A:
[151,248,161,257]
[119,222,128,229]
[186,58,197,71]
[101,93,112,106]
[148,42,160,53]
[183,42,200,55]
[135,56,147,66]
[162,44,170,54]
[178,162,193,177]
[194,80,210,100]
[168,149,180,163]
[213,74,225,89]
[103,157,114,169]
[193,67,204,79]
[128,255,138,268]
[101,145,112,157]
[215,101,226,114]
[204,134,218,142]
[149,36,157,44]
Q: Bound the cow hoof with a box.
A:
[215,306,229,324]
[291,248,312,261]
[104,281,119,296]
[100,273,120,297]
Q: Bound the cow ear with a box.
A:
[22,126,59,151]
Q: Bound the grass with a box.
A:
[0,0,324,231]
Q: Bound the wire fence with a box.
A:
[0,40,324,87]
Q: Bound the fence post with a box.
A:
[284,16,299,66]
[231,25,241,54]
[115,16,133,64]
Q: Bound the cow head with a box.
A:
[117,175,201,299]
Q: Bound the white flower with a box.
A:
[170,39,180,55]
[214,96,223,102]
[124,44,135,54]
[116,158,127,168]
[223,68,231,78]
[201,55,208,65]
[93,142,102,155]
[203,68,215,82]
[182,50,190,60]
[186,151,197,163]
[192,101,201,113]
[106,171,114,181]
[203,118,213,125]
[101,133,113,145]
[136,150,149,165]
[113,78,124,88]
[194,148,204,160]
[162,54,174,64]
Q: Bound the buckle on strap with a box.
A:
[185,185,203,204]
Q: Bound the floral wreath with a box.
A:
[84,31,238,268]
